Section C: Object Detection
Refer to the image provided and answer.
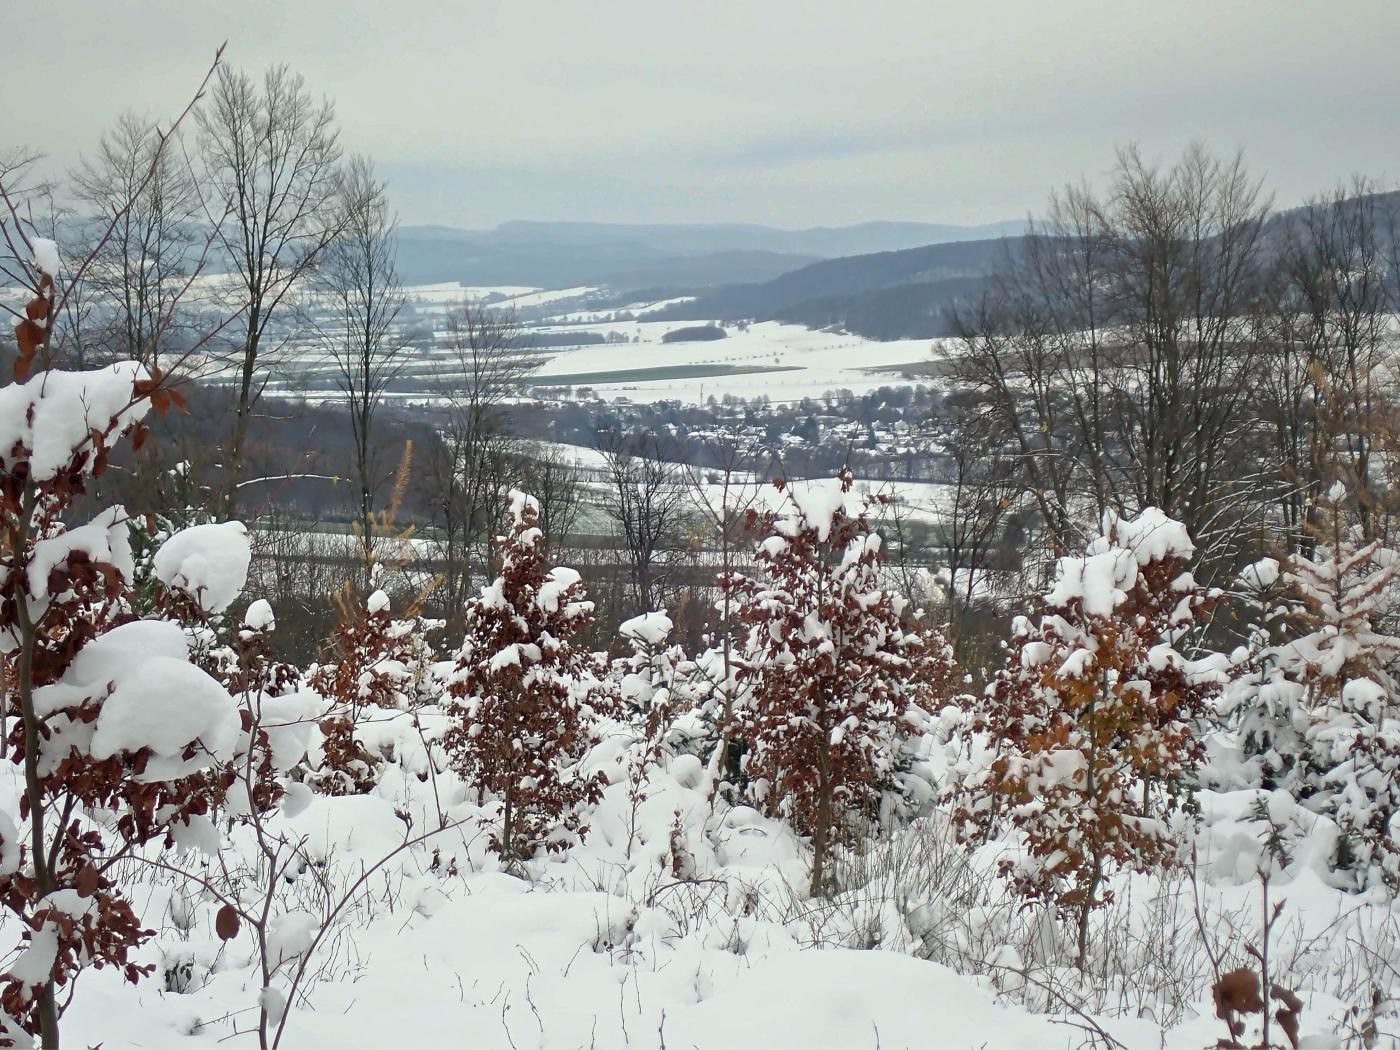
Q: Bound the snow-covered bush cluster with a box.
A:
[4,366,1398,1047]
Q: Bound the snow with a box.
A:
[527,320,943,406]
[244,598,276,632]
[507,487,540,519]
[1107,506,1195,565]
[30,237,61,277]
[1,440,1392,1050]
[10,924,57,986]
[0,363,149,480]
[661,950,1058,1049]
[402,282,538,304]
[1046,507,1194,616]
[536,566,582,613]
[25,505,133,604]
[89,650,241,780]
[153,521,252,615]
[3,690,1388,1049]
[266,911,319,968]
[0,811,19,877]
[1240,557,1280,590]
[619,611,673,646]
[1048,547,1134,616]
[65,619,190,686]
[787,477,855,541]
[496,285,597,309]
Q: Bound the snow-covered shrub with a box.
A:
[1222,483,1400,890]
[724,470,956,897]
[0,359,245,1042]
[614,611,704,762]
[308,588,442,795]
[443,491,610,862]
[948,507,1219,964]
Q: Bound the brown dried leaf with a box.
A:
[75,864,99,898]
[215,904,240,941]
[15,319,43,357]
[1214,967,1264,1016]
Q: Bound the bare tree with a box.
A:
[316,155,405,567]
[600,430,691,617]
[677,432,771,783]
[1267,178,1400,547]
[518,443,586,550]
[424,303,531,618]
[953,143,1275,578]
[196,64,343,512]
[68,111,205,371]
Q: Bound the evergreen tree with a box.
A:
[1224,484,1400,889]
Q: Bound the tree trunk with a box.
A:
[14,483,59,1047]
[810,746,832,898]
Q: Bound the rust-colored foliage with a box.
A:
[948,510,1216,958]
[442,492,608,862]
[724,470,957,896]
[307,590,438,796]
[13,274,53,382]
[214,904,241,942]
[0,367,238,1038]
[1212,967,1303,1049]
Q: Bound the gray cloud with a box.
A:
[5,0,1398,227]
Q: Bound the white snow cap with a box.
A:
[30,237,61,277]
[1239,557,1280,591]
[0,364,150,481]
[244,598,276,632]
[1104,507,1194,565]
[26,506,133,603]
[0,811,20,877]
[767,476,862,543]
[153,521,251,615]
[1047,507,1193,616]
[90,657,241,780]
[367,589,391,614]
[507,489,540,523]
[537,567,584,614]
[60,620,241,781]
[619,611,673,647]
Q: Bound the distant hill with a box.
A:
[597,250,822,290]
[391,218,1024,290]
[486,218,1027,258]
[655,236,1023,339]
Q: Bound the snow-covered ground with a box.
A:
[403,282,539,304]
[497,286,600,310]
[26,703,1392,1050]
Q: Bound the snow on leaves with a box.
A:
[948,507,1217,959]
[725,469,955,896]
[443,490,609,861]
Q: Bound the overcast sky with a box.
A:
[6,0,1398,229]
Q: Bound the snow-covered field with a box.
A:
[528,320,944,404]
[129,282,943,409]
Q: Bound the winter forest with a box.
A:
[3,27,1400,1050]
